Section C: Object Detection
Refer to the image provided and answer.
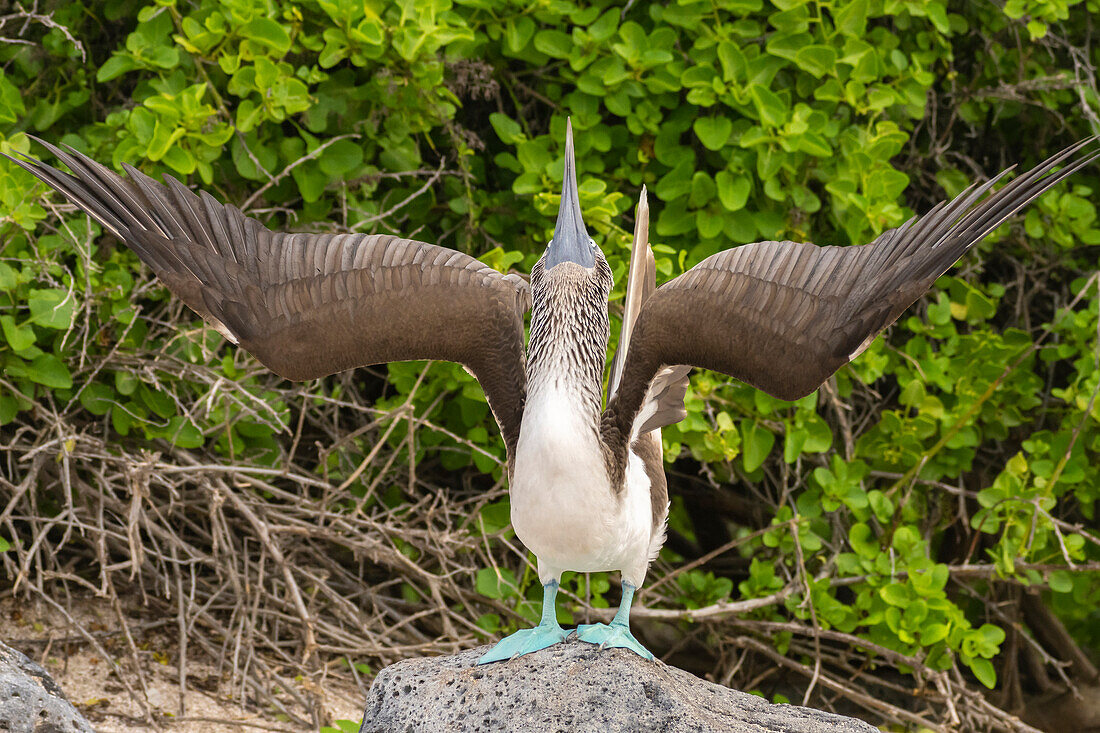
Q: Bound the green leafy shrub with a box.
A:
[1,0,1099,729]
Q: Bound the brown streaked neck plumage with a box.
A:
[525,256,612,421]
[521,117,615,481]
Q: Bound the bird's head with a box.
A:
[536,119,612,300]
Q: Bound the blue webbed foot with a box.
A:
[477,579,568,665]
[477,622,569,664]
[574,581,655,660]
[576,621,654,660]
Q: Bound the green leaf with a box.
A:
[489,113,524,145]
[241,17,292,54]
[0,316,35,351]
[784,424,806,462]
[1026,20,1047,40]
[794,132,831,157]
[353,18,383,47]
[749,85,787,126]
[753,209,785,238]
[27,354,72,390]
[516,138,551,175]
[475,567,517,599]
[834,0,868,37]
[319,139,364,177]
[656,206,695,237]
[0,262,16,291]
[849,523,878,558]
[922,623,949,644]
[144,45,179,69]
[1047,570,1073,593]
[969,657,997,689]
[697,209,724,238]
[79,383,115,416]
[236,99,264,132]
[690,171,716,208]
[880,583,910,606]
[924,2,950,33]
[588,9,619,42]
[978,624,1006,649]
[291,160,327,202]
[927,293,951,325]
[716,171,751,212]
[114,370,138,396]
[0,395,18,425]
[741,421,775,472]
[795,46,837,78]
[504,17,535,54]
[694,117,733,151]
[534,29,572,58]
[769,4,809,33]
[28,289,75,329]
[479,501,511,533]
[800,414,833,453]
[0,73,25,123]
[140,385,175,418]
[163,416,204,448]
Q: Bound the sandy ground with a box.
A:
[0,593,364,732]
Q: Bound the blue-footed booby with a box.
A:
[7,127,1098,664]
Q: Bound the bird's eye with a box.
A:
[589,237,597,248]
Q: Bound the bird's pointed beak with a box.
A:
[545,119,595,269]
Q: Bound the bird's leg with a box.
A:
[575,582,654,660]
[476,579,569,665]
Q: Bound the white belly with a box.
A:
[510,385,654,585]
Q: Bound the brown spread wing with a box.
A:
[10,139,530,461]
[602,137,1098,455]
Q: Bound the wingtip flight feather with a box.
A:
[609,185,655,398]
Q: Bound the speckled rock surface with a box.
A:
[0,640,93,733]
[358,638,878,733]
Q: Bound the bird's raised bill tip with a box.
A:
[638,184,649,212]
[545,115,594,268]
[561,117,576,183]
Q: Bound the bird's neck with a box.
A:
[526,270,609,422]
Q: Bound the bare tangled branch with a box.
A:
[0,0,85,61]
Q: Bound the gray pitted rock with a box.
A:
[359,638,878,733]
[0,640,94,733]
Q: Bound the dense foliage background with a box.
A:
[1,0,1099,729]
